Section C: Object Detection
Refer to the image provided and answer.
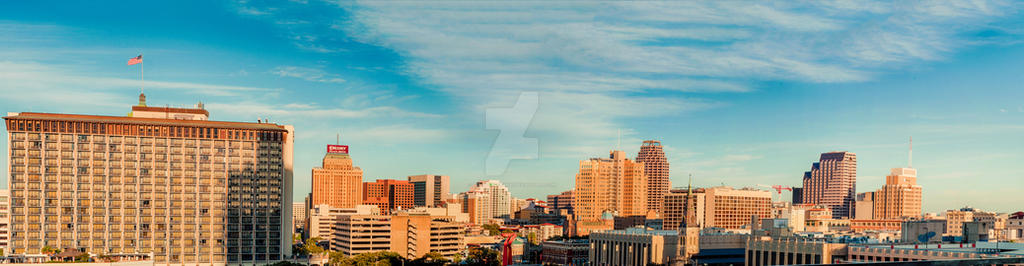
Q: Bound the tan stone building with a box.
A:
[704,186,771,229]
[573,150,647,221]
[872,168,922,219]
[589,228,681,266]
[4,94,294,264]
[311,146,363,209]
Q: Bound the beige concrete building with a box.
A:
[901,219,946,243]
[408,175,449,207]
[311,146,362,209]
[330,211,465,260]
[636,140,669,214]
[306,204,379,242]
[292,202,305,235]
[467,180,512,220]
[4,94,293,264]
[573,150,647,221]
[945,208,978,237]
[704,186,771,229]
[745,237,848,265]
[389,212,464,259]
[801,151,857,219]
[872,168,922,219]
[589,228,680,266]
[331,214,392,256]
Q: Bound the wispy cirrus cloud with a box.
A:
[271,65,346,83]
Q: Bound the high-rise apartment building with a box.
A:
[801,151,857,219]
[467,180,512,220]
[546,190,574,216]
[872,168,922,219]
[408,175,449,207]
[4,94,293,264]
[458,190,492,225]
[311,145,362,209]
[636,140,669,214]
[362,179,414,215]
[573,150,647,221]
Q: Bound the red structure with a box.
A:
[362,179,414,214]
[500,233,516,266]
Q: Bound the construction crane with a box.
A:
[756,184,793,202]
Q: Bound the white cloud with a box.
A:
[205,101,441,119]
[271,66,346,83]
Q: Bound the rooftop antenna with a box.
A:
[336,133,340,145]
[617,129,621,150]
[909,136,913,168]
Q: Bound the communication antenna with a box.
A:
[336,133,340,145]
[909,136,913,168]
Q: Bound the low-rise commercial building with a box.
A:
[589,228,681,266]
[745,238,848,265]
[305,204,379,242]
[541,239,589,266]
[901,219,946,243]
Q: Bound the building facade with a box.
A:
[407,175,449,208]
[704,186,771,229]
[362,179,414,215]
[541,239,589,266]
[801,151,857,219]
[4,96,293,264]
[389,212,464,259]
[573,150,647,221]
[0,189,9,255]
[662,188,705,231]
[872,168,922,219]
[330,215,392,256]
[589,228,680,266]
[311,145,363,209]
[745,238,848,266]
[546,190,574,216]
[636,140,669,214]
[466,180,512,220]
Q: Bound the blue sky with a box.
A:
[2,1,1024,213]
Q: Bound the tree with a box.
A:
[481,224,501,236]
[410,252,448,266]
[349,251,405,265]
[74,253,91,262]
[40,246,59,255]
[328,251,351,266]
[451,253,464,264]
[466,247,499,266]
[303,237,326,255]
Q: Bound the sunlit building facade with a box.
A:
[311,146,363,209]
[573,151,647,221]
[636,140,669,214]
[801,151,857,219]
[3,95,294,264]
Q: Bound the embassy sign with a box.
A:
[327,145,349,154]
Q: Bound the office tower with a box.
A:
[703,186,772,229]
[331,214,392,256]
[457,191,491,225]
[0,189,9,255]
[467,180,512,219]
[311,145,363,209]
[801,151,857,219]
[873,168,922,220]
[662,188,705,231]
[636,140,669,214]
[408,175,450,207]
[4,94,293,264]
[546,190,574,216]
[573,150,647,221]
[791,187,803,204]
[362,179,414,215]
[855,192,875,220]
[292,202,306,234]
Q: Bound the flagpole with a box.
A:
[141,53,144,93]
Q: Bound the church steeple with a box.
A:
[682,174,698,228]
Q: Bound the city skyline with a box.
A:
[3,1,1024,214]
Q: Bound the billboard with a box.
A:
[327,144,349,154]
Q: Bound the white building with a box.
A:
[468,180,512,219]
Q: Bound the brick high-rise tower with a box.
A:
[636,140,669,214]
[801,151,857,219]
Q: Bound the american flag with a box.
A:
[127,55,143,65]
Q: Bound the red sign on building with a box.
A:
[327,145,349,154]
